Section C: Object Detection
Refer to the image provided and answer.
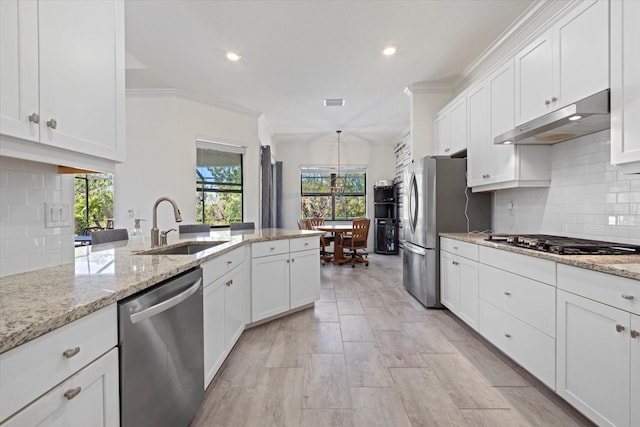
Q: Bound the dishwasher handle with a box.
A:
[130,278,202,324]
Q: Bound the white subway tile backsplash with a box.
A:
[494,130,640,244]
[0,157,74,277]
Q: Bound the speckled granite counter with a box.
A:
[0,228,321,354]
[440,232,640,281]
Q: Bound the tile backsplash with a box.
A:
[0,157,74,277]
[493,130,640,244]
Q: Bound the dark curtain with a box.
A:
[261,146,283,228]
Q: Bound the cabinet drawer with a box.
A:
[251,239,289,258]
[202,245,247,286]
[479,246,556,285]
[290,236,319,252]
[479,264,556,337]
[0,304,117,422]
[558,264,640,315]
[441,238,478,261]
[479,299,556,389]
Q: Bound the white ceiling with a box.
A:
[124,0,535,145]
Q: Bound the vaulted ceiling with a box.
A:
[124,0,535,145]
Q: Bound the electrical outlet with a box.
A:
[45,202,70,228]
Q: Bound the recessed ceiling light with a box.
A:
[383,46,397,56]
[226,51,241,62]
[569,115,582,121]
[324,99,345,107]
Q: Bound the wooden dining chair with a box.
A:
[339,218,370,268]
[306,218,333,264]
[297,219,310,230]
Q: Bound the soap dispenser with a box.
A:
[130,218,145,249]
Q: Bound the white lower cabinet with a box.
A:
[251,237,320,322]
[202,247,247,387]
[440,238,479,330]
[631,314,640,427]
[1,348,119,427]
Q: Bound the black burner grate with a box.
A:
[486,234,640,255]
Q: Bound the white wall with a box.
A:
[274,136,396,246]
[114,92,262,234]
[0,157,74,276]
[494,130,640,244]
[410,90,452,160]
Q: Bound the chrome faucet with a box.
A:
[151,197,183,247]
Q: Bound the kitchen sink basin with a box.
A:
[137,241,227,255]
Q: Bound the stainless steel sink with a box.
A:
[137,241,227,255]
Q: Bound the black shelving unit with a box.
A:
[373,184,399,254]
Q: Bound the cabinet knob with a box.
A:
[225,279,233,287]
[544,99,551,106]
[46,118,57,129]
[616,324,625,333]
[504,291,511,296]
[291,258,295,263]
[452,261,459,266]
[631,330,639,339]
[62,347,80,358]
[621,294,635,300]
[28,113,40,124]
[504,333,512,338]
[226,260,233,265]
[270,247,275,250]
[551,96,557,102]
[444,148,450,153]
[452,246,458,250]
[286,259,290,263]
[64,386,82,400]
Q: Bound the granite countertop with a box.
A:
[0,228,321,354]
[440,232,640,281]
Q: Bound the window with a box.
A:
[300,169,366,220]
[74,174,114,235]
[196,145,243,225]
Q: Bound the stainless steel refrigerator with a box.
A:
[402,156,491,307]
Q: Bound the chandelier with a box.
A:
[331,130,346,194]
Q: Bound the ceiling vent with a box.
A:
[324,98,345,107]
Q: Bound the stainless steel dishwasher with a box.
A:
[118,268,203,427]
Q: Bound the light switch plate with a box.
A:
[45,202,70,228]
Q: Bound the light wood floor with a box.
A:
[191,253,594,427]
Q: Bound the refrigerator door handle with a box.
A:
[404,242,426,256]
[408,172,418,232]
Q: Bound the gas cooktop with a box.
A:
[486,234,640,255]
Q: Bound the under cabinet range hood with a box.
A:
[494,90,610,145]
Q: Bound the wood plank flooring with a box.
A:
[191,253,594,427]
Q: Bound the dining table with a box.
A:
[313,224,353,265]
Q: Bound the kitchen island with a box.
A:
[0,228,321,354]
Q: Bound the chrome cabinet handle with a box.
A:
[225,279,233,287]
[631,330,639,339]
[504,291,511,296]
[291,258,295,263]
[304,242,309,246]
[226,260,233,265]
[551,96,557,102]
[46,118,57,129]
[452,246,458,250]
[544,99,551,105]
[452,261,459,266]
[504,333,511,338]
[621,294,635,300]
[64,387,82,400]
[286,259,290,263]
[270,247,275,250]
[62,347,80,358]
[616,324,625,333]
[28,113,40,124]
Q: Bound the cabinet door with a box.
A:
[290,248,320,309]
[457,255,478,330]
[515,30,553,125]
[557,290,630,427]
[434,113,449,156]
[3,348,119,427]
[439,251,459,312]
[488,59,517,184]
[611,0,640,167]
[448,98,467,155]
[631,314,640,427]
[0,0,39,142]
[224,265,245,349]
[251,253,290,322]
[37,0,125,162]
[204,281,225,387]
[553,0,608,109]
[466,80,490,187]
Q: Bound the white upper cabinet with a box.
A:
[0,0,125,170]
[611,0,640,173]
[515,0,608,126]
[434,97,466,157]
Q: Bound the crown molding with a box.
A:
[406,80,455,95]
[125,88,262,118]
